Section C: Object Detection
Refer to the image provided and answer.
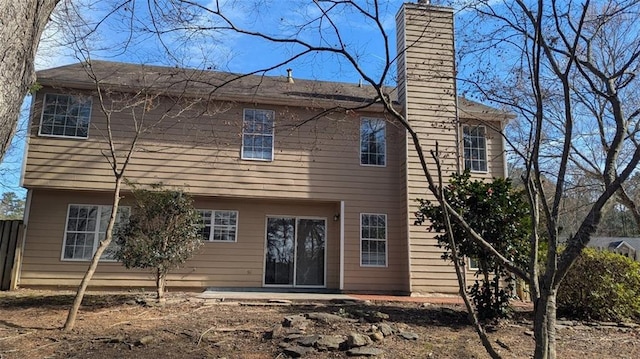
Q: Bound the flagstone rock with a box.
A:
[282,345,315,358]
[369,331,384,342]
[346,347,384,357]
[347,332,372,348]
[306,312,357,323]
[315,335,346,351]
[377,323,395,337]
[399,332,419,340]
[297,334,321,347]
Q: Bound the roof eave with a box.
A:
[37,77,388,113]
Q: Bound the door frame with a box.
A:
[262,215,328,289]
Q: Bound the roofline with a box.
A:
[37,78,390,113]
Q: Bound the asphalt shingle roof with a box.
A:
[37,60,508,118]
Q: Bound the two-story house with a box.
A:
[15,2,509,294]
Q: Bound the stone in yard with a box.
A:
[369,311,390,322]
[283,345,316,358]
[264,323,285,340]
[377,323,395,337]
[306,312,357,323]
[399,332,419,340]
[369,332,384,342]
[352,310,389,323]
[296,334,321,347]
[347,332,373,348]
[315,335,346,351]
[284,334,304,342]
[283,315,307,328]
[346,347,384,357]
[136,335,155,346]
[282,315,309,331]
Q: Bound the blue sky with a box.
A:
[0,0,461,198]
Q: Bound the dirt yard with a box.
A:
[0,289,638,358]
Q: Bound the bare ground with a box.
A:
[0,289,638,358]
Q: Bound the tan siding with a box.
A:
[24,80,410,293]
[398,4,461,294]
[20,188,407,293]
[25,91,402,202]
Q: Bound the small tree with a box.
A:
[0,192,25,220]
[416,172,531,320]
[115,185,202,300]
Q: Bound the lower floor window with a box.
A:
[62,204,129,261]
[360,213,387,266]
[198,210,238,242]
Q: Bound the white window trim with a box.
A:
[198,209,239,242]
[60,204,129,262]
[241,108,275,161]
[468,257,479,271]
[359,117,387,167]
[359,213,388,267]
[39,93,92,139]
[462,124,488,173]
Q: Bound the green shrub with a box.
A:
[415,171,530,320]
[557,248,640,322]
[115,185,202,299]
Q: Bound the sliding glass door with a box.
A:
[264,217,326,287]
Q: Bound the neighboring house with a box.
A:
[16,2,510,294]
[588,237,640,261]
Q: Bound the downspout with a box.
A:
[12,189,33,289]
[339,200,345,291]
[502,119,509,178]
[19,95,36,188]
[452,13,461,175]
[13,93,37,290]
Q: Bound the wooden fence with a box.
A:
[0,220,23,290]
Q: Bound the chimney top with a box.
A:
[286,68,294,84]
[418,0,430,4]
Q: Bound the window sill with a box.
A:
[240,157,274,162]
[38,133,89,140]
[359,264,388,268]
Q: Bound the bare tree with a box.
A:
[30,0,640,357]
[62,60,153,331]
[458,1,640,358]
[0,1,60,162]
[135,1,640,358]
[60,58,211,330]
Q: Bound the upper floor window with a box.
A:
[242,109,274,161]
[463,125,487,172]
[360,118,386,166]
[198,210,238,242]
[40,93,92,139]
[62,204,129,261]
[360,213,387,267]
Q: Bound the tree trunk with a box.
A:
[533,288,558,359]
[156,268,166,300]
[0,0,59,161]
[616,187,640,234]
[63,175,124,331]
